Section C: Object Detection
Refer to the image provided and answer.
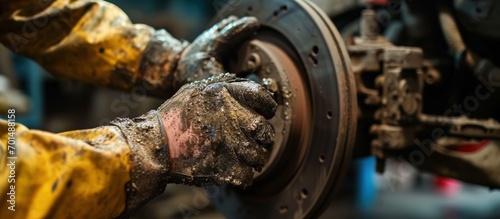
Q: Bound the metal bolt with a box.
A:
[246,53,262,72]
[262,78,279,93]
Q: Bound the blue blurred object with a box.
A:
[169,0,213,38]
[356,156,377,211]
[108,0,214,39]
[11,55,44,129]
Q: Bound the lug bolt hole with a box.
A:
[312,46,319,55]
[301,189,308,199]
[279,205,288,214]
[281,5,288,12]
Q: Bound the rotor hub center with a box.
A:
[227,31,312,193]
[211,0,357,217]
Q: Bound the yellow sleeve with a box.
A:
[0,120,132,219]
[0,0,187,97]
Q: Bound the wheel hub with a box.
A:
[212,0,357,218]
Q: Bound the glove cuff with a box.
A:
[138,29,189,98]
[111,110,170,218]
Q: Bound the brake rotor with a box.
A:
[212,0,357,218]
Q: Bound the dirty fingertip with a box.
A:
[224,82,277,119]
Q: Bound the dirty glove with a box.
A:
[160,73,277,187]
[173,16,260,89]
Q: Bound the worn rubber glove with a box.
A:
[110,74,275,215]
[173,16,260,89]
[160,73,277,187]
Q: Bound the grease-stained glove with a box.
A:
[173,16,260,89]
[161,74,277,187]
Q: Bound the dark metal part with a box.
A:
[420,115,500,139]
[211,0,357,218]
[415,139,500,189]
[360,9,379,40]
[349,8,500,183]
[350,29,500,155]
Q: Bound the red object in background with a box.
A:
[434,140,491,196]
[452,139,490,153]
[435,177,462,196]
[364,0,389,5]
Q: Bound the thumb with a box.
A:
[210,17,260,58]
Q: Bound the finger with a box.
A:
[175,56,229,86]
[236,110,275,150]
[210,17,260,57]
[235,140,267,172]
[202,59,225,79]
[213,155,254,188]
[200,73,236,85]
[186,16,239,57]
[224,80,278,119]
[213,16,239,32]
[223,129,267,171]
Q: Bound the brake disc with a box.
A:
[212,0,357,218]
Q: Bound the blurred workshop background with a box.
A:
[1,0,499,218]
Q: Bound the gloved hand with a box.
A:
[135,16,258,97]
[160,73,277,187]
[110,74,276,214]
[173,16,259,89]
